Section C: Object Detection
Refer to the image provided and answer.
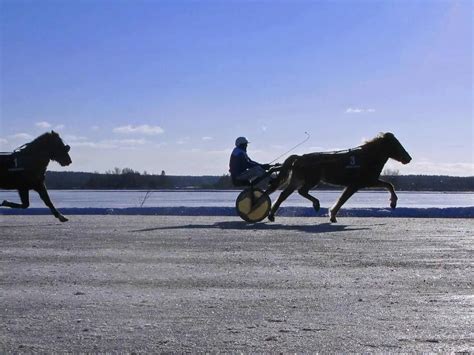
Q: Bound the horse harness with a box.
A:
[0,144,36,172]
[302,147,363,169]
[0,153,27,172]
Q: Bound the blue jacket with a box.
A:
[229,147,260,177]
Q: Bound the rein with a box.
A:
[14,143,30,153]
[327,136,386,156]
[313,146,363,156]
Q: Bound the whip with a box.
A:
[269,131,310,164]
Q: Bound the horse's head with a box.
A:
[382,132,412,165]
[48,131,72,166]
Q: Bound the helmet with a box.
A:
[235,136,249,147]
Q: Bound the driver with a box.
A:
[229,136,270,186]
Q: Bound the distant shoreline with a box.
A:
[44,171,474,192]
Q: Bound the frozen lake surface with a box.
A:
[0,189,472,209]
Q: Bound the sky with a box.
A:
[0,0,472,176]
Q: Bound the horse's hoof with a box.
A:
[313,201,320,212]
[330,215,337,223]
[58,215,69,222]
[268,214,275,222]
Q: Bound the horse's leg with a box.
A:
[253,178,281,210]
[1,189,30,209]
[263,179,279,196]
[374,179,398,208]
[268,185,296,222]
[329,185,358,223]
[298,185,320,212]
[35,183,68,222]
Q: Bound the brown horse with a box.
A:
[265,132,412,223]
[0,131,72,222]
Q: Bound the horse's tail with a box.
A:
[268,154,299,191]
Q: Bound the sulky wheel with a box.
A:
[235,188,271,223]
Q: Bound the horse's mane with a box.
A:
[15,132,63,153]
[363,132,386,145]
[360,132,392,149]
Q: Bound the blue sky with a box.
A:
[1,0,472,176]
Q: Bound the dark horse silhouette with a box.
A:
[0,131,72,222]
[265,132,412,223]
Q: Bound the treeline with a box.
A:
[46,170,221,190]
[45,170,474,191]
[381,175,474,192]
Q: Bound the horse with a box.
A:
[0,131,72,222]
[264,132,412,223]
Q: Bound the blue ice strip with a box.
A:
[1,207,473,218]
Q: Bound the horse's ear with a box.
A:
[51,130,58,136]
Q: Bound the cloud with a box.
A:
[345,107,376,114]
[306,146,333,151]
[35,121,51,128]
[9,133,33,140]
[64,135,88,142]
[70,138,148,149]
[35,121,65,130]
[202,136,213,141]
[91,125,100,131]
[70,141,105,148]
[113,124,164,135]
[107,138,147,146]
[0,138,8,145]
[177,137,189,145]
